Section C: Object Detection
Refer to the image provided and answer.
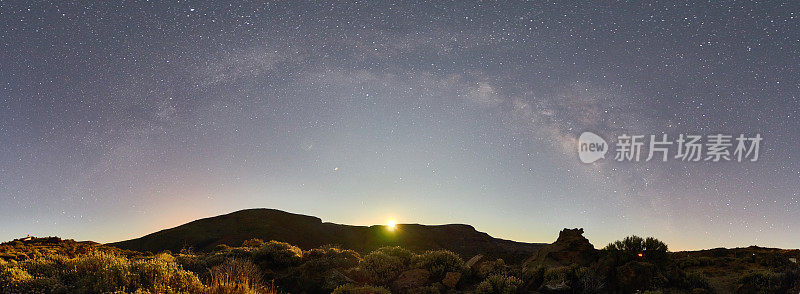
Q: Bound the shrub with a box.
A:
[252,241,303,270]
[332,283,391,294]
[410,285,441,293]
[684,271,710,290]
[476,258,508,279]
[208,259,271,294]
[697,257,714,266]
[373,246,415,265]
[575,267,605,293]
[131,255,204,293]
[414,250,464,281]
[738,270,791,293]
[543,265,576,288]
[63,253,133,293]
[0,265,33,291]
[226,247,255,260]
[360,246,414,285]
[289,246,361,292]
[199,252,230,270]
[521,265,546,290]
[1,252,203,294]
[361,251,405,285]
[214,244,232,252]
[302,246,360,269]
[603,236,669,267]
[243,239,267,248]
[475,274,522,294]
[642,237,669,264]
[20,276,66,293]
[19,256,64,278]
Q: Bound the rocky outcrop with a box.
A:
[523,228,598,268]
[442,271,461,288]
[392,269,431,292]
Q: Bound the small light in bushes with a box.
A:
[637,252,644,258]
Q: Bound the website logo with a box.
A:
[578,132,608,163]
[577,132,762,163]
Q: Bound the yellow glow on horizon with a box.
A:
[387,219,397,231]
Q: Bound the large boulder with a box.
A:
[524,228,598,268]
[391,269,430,293]
[539,280,571,293]
[442,271,461,288]
[466,254,486,269]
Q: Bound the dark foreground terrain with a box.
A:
[1,209,799,293]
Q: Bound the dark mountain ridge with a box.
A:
[109,208,545,263]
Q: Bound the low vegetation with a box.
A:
[0,236,140,261]
[1,235,799,293]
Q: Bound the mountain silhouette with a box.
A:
[109,208,544,263]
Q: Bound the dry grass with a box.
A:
[206,259,280,294]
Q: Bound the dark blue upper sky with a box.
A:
[1,1,798,250]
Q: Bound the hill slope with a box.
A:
[109,208,544,263]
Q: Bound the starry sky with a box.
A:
[1,1,798,251]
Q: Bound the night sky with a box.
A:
[1,1,798,250]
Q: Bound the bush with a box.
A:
[63,253,133,293]
[684,271,710,290]
[408,285,441,293]
[475,274,523,294]
[697,257,714,266]
[243,239,266,248]
[302,246,360,269]
[360,246,415,285]
[0,252,203,294]
[738,270,791,293]
[289,246,361,292]
[576,267,605,293]
[131,255,204,293]
[603,236,669,267]
[521,265,546,290]
[361,251,406,285]
[476,258,508,279]
[414,250,464,281]
[0,265,33,291]
[543,265,576,288]
[214,244,232,252]
[226,247,255,260]
[208,259,271,294]
[19,256,64,279]
[252,241,303,270]
[373,246,415,265]
[332,283,391,294]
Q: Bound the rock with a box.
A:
[442,271,461,288]
[392,269,431,293]
[539,280,571,293]
[524,228,598,268]
[466,254,485,269]
[466,254,494,277]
